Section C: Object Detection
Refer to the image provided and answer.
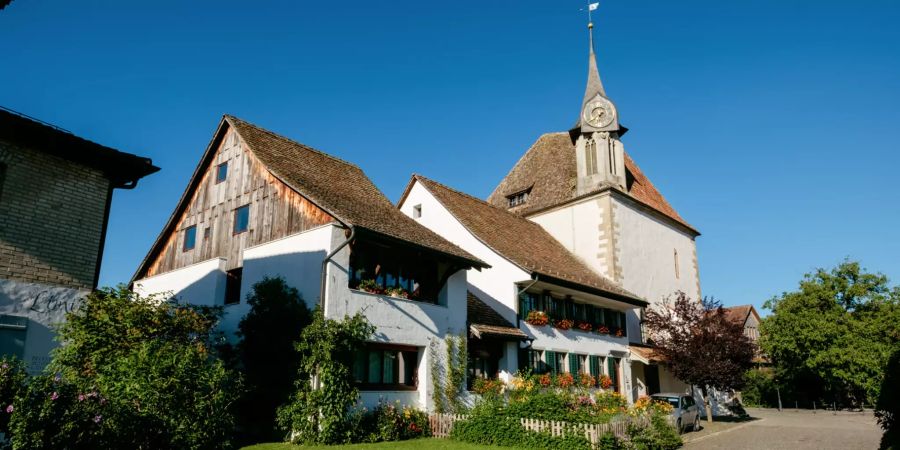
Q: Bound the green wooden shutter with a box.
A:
[569,353,577,374]
[619,312,628,337]
[546,351,557,375]
[589,356,600,377]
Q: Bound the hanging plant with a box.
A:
[525,311,549,327]
[596,325,610,335]
[575,321,593,332]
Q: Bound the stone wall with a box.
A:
[0,140,111,289]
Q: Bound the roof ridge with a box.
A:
[224,114,364,172]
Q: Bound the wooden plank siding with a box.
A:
[145,126,334,277]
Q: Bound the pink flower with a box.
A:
[5,405,13,413]
[78,394,85,401]
[93,414,102,423]
[50,392,59,401]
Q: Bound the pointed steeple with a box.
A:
[582,23,607,105]
[573,20,620,134]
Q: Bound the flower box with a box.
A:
[596,325,610,335]
[553,319,574,330]
[575,321,593,332]
[525,311,549,327]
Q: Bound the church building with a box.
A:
[400,19,701,401]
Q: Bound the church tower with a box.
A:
[571,21,627,195]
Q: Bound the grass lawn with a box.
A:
[241,438,505,450]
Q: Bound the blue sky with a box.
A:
[2,1,898,313]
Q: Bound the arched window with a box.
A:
[585,139,599,175]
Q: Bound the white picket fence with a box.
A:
[429,412,675,445]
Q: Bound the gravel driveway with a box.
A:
[684,407,882,450]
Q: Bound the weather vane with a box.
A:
[582,2,600,49]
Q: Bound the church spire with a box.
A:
[572,3,626,194]
[574,7,619,134]
[583,21,607,104]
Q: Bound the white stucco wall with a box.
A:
[0,279,87,374]
[527,197,610,280]
[612,195,700,308]
[322,226,469,411]
[399,182,530,326]
[136,223,470,412]
[134,257,227,308]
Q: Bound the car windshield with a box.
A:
[652,396,679,408]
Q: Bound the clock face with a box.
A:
[583,98,616,128]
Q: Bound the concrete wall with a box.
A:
[0,278,87,374]
[0,140,111,289]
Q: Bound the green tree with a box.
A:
[277,307,374,445]
[10,286,239,449]
[761,261,900,407]
[235,277,312,442]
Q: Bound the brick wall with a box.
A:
[0,139,111,289]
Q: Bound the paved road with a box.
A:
[685,408,882,450]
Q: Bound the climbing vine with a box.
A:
[432,333,467,413]
[277,307,375,445]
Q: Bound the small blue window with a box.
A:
[216,162,228,184]
[234,205,250,234]
[183,226,197,251]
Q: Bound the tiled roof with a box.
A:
[467,291,527,340]
[224,116,485,267]
[407,175,645,305]
[132,116,486,281]
[486,132,697,235]
[720,305,759,325]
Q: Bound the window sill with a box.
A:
[357,385,418,392]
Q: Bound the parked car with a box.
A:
[651,393,701,433]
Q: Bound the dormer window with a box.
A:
[506,189,530,208]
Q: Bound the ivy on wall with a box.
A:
[431,333,467,413]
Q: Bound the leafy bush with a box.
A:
[355,401,429,443]
[741,368,780,407]
[9,374,112,449]
[450,400,593,450]
[627,413,682,450]
[472,377,503,399]
[0,357,26,443]
[9,286,239,450]
[234,277,312,442]
[277,308,374,445]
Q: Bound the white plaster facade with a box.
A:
[0,279,87,374]
[134,223,469,411]
[399,180,639,401]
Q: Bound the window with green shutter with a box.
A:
[568,353,578,374]
[545,351,557,375]
[589,355,601,377]
[556,352,566,375]
[607,357,620,392]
